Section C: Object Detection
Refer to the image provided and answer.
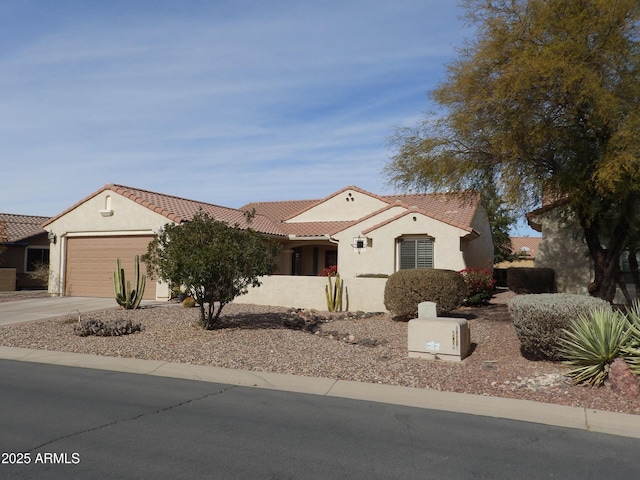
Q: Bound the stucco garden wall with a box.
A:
[240,275,388,312]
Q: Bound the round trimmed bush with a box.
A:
[384,269,466,320]
[508,293,611,360]
[182,296,196,308]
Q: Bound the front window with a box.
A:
[398,237,433,270]
[26,247,50,273]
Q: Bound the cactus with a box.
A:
[324,272,343,312]
[113,255,146,310]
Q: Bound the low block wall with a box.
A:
[0,268,17,291]
[238,275,388,312]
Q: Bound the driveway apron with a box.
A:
[0,297,123,326]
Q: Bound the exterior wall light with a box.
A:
[351,235,368,253]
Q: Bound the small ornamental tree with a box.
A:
[143,211,280,330]
[385,0,640,302]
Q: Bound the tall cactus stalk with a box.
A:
[113,255,146,310]
[325,272,342,312]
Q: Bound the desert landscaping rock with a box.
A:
[0,298,639,415]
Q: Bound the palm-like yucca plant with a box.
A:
[620,300,640,377]
[559,307,633,387]
[622,343,640,377]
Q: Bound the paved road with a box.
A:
[1,360,639,480]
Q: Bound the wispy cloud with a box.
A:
[1,1,543,235]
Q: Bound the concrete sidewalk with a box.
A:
[0,296,156,326]
[1,345,639,439]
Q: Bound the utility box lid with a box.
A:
[408,317,470,362]
[418,301,437,318]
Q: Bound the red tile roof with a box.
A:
[241,199,318,223]
[43,184,482,239]
[510,236,541,257]
[242,188,481,234]
[43,184,286,236]
[383,192,479,232]
[279,221,356,237]
[0,213,50,243]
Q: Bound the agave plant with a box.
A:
[620,300,640,377]
[558,307,633,387]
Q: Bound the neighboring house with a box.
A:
[494,236,541,269]
[0,213,51,291]
[526,200,596,296]
[43,184,494,311]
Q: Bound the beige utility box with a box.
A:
[408,317,470,362]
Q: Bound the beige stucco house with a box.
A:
[494,236,541,269]
[526,200,629,299]
[43,184,494,311]
[0,213,51,291]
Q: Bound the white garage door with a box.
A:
[65,236,155,299]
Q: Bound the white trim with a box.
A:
[58,236,67,296]
[64,230,156,238]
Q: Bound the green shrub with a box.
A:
[459,267,495,306]
[384,269,466,320]
[507,267,555,294]
[559,308,632,386]
[508,293,610,360]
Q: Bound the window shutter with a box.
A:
[416,239,433,269]
[399,239,415,270]
[399,238,433,269]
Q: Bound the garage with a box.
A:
[43,184,247,301]
[65,235,155,299]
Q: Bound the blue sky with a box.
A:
[0,0,538,235]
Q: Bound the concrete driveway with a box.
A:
[0,296,147,326]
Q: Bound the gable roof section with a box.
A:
[0,213,50,243]
[285,185,387,221]
[242,187,481,236]
[525,197,569,232]
[362,205,478,237]
[43,184,286,236]
[383,192,480,231]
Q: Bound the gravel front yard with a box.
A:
[1,294,639,416]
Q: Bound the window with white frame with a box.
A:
[398,237,433,270]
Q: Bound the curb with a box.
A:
[1,346,639,439]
